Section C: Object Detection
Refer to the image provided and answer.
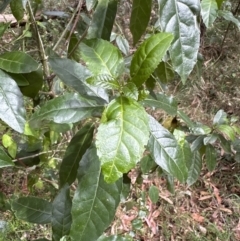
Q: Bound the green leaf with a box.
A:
[213,109,228,125]
[216,0,224,9]
[154,61,175,84]
[122,82,138,100]
[191,135,205,152]
[80,39,124,84]
[8,69,43,98]
[177,110,195,128]
[205,144,217,171]
[29,93,105,128]
[0,51,39,73]
[218,134,231,153]
[52,184,72,241]
[201,0,218,27]
[140,154,157,174]
[130,0,152,44]
[149,185,159,204]
[0,147,13,168]
[86,0,98,10]
[59,123,94,187]
[12,197,52,224]
[0,69,26,133]
[70,145,122,241]
[141,93,177,116]
[10,0,25,21]
[158,0,200,82]
[116,35,129,55]
[88,0,118,40]
[0,22,11,39]
[97,235,132,241]
[217,124,235,141]
[148,115,188,183]
[187,150,202,186]
[130,33,173,87]
[49,57,109,102]
[218,10,240,29]
[2,134,17,158]
[203,134,218,145]
[96,96,149,183]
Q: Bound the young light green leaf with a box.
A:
[11,197,52,224]
[96,96,149,183]
[88,0,118,40]
[70,145,122,241]
[216,124,236,141]
[154,61,175,84]
[49,57,109,102]
[116,35,129,55]
[187,150,202,186]
[158,0,200,82]
[148,115,188,183]
[149,185,159,204]
[29,93,105,128]
[86,0,98,10]
[141,93,177,116]
[201,0,218,27]
[213,109,228,125]
[122,82,138,100]
[0,69,26,133]
[59,123,94,187]
[218,10,240,29]
[0,51,39,73]
[80,38,124,81]
[130,0,152,44]
[130,33,173,87]
[10,0,25,21]
[2,134,17,158]
[205,144,217,171]
[0,147,13,168]
[52,184,72,241]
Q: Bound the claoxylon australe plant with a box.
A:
[0,0,240,240]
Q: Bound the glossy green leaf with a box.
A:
[148,115,188,183]
[122,82,138,100]
[213,109,228,125]
[130,0,152,44]
[205,144,217,171]
[0,69,26,133]
[0,147,13,168]
[49,57,109,102]
[70,145,122,241]
[8,69,43,98]
[0,51,39,73]
[154,61,175,84]
[0,22,10,39]
[187,150,202,186]
[130,33,173,87]
[59,123,94,187]
[12,197,52,224]
[218,10,240,29]
[97,235,132,241]
[10,0,25,21]
[191,135,205,152]
[218,134,231,154]
[96,97,149,183]
[52,184,72,241]
[116,35,129,55]
[140,154,157,174]
[80,39,124,85]
[203,134,218,145]
[149,185,159,204]
[158,0,200,82]
[217,124,235,141]
[29,93,105,128]
[86,0,97,10]
[88,0,118,40]
[141,93,177,116]
[201,0,218,27]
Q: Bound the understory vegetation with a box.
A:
[1,0,240,240]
